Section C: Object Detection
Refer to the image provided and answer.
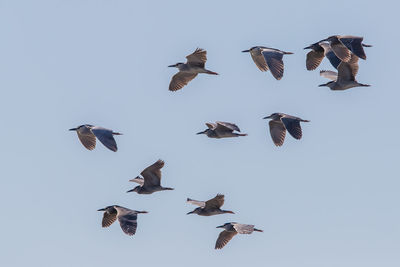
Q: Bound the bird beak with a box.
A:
[97,208,106,211]
[126,189,134,193]
[168,64,176,67]
[69,128,77,131]
[196,131,205,135]
[186,211,194,215]
[318,83,328,87]
[216,225,224,228]
[263,115,272,119]
[241,49,250,53]
[303,45,311,50]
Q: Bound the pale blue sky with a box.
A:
[0,0,399,266]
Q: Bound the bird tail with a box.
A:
[359,83,371,87]
[162,187,174,191]
[113,132,123,135]
[238,133,248,136]
[362,44,373,47]
[205,70,219,75]
[137,211,148,214]
[254,228,263,232]
[301,120,310,123]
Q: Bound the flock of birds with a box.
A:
[69,35,371,249]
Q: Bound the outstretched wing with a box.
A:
[306,50,324,70]
[91,127,118,152]
[129,177,144,186]
[215,230,237,249]
[268,120,286,146]
[187,198,206,208]
[169,72,198,91]
[205,194,225,209]
[186,48,207,67]
[320,70,338,81]
[232,223,255,234]
[141,159,165,187]
[77,130,96,150]
[250,49,269,71]
[262,50,284,80]
[101,207,117,228]
[216,121,240,132]
[281,117,303,140]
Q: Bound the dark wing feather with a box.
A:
[102,208,117,228]
[77,131,96,150]
[169,72,198,91]
[186,48,207,67]
[91,127,118,152]
[281,117,303,140]
[268,120,286,146]
[215,230,237,249]
[325,50,341,69]
[141,160,164,187]
[330,39,351,62]
[118,213,138,236]
[339,36,366,60]
[216,122,240,132]
[306,50,324,70]
[262,51,284,80]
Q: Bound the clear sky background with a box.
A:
[0,0,398,266]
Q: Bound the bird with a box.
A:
[263,113,309,146]
[215,222,263,249]
[242,46,293,80]
[319,55,370,90]
[127,159,174,194]
[168,48,218,91]
[197,121,247,138]
[304,42,341,70]
[97,205,148,236]
[187,194,234,216]
[69,124,122,152]
[321,35,372,61]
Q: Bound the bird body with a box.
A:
[127,160,174,194]
[319,55,370,90]
[263,113,309,146]
[69,124,122,152]
[215,222,263,249]
[197,121,247,139]
[187,194,234,216]
[168,48,218,91]
[242,46,293,80]
[97,205,148,236]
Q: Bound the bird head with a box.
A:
[186,208,201,215]
[168,63,184,68]
[263,113,280,120]
[216,223,232,229]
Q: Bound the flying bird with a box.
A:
[304,42,341,70]
[127,159,174,194]
[321,35,372,61]
[242,46,293,80]
[69,124,122,152]
[263,113,309,146]
[97,205,148,236]
[187,194,234,216]
[319,55,370,90]
[197,121,247,138]
[215,222,263,249]
[168,48,218,91]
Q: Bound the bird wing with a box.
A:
[141,159,164,187]
[215,230,237,249]
[115,207,138,236]
[268,120,286,146]
[186,48,207,67]
[206,122,217,130]
[338,36,366,60]
[329,39,351,62]
[129,177,145,186]
[261,50,285,80]
[216,121,240,132]
[205,194,225,209]
[187,198,206,208]
[324,50,341,69]
[91,127,118,152]
[101,207,117,228]
[320,70,338,81]
[169,72,198,91]
[281,117,303,140]
[76,130,96,151]
[337,56,358,83]
[250,49,269,71]
[306,50,324,70]
[232,223,255,234]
